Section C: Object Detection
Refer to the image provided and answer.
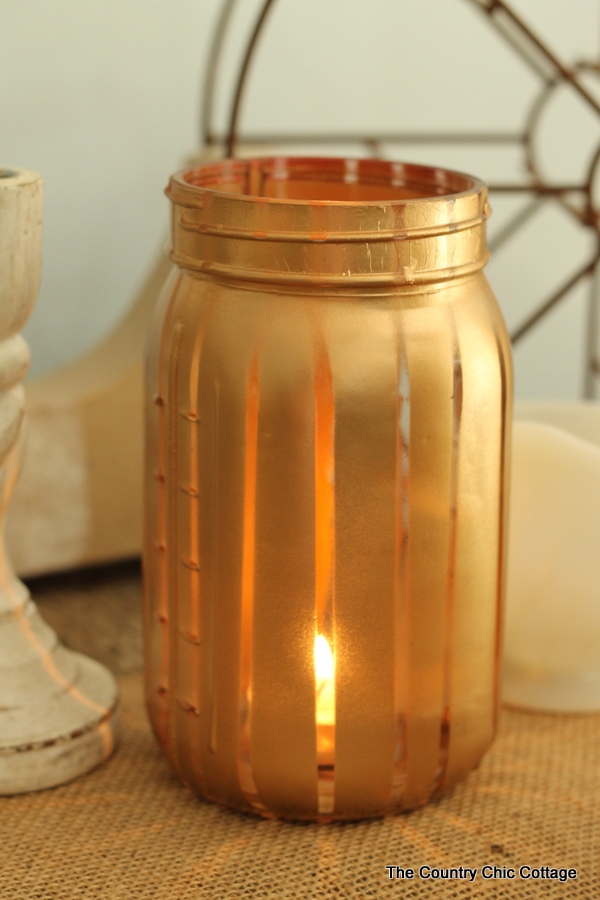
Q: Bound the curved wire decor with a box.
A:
[200,0,600,398]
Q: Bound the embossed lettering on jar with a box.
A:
[143,157,513,821]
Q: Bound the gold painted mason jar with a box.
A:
[144,157,512,821]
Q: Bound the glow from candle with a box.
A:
[314,634,335,726]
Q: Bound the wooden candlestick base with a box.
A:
[0,168,118,793]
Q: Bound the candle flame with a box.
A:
[314,634,334,682]
[314,634,335,726]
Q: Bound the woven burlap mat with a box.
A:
[1,672,598,899]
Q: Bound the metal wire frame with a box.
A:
[200,0,600,397]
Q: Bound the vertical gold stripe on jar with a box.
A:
[251,308,318,819]
[193,290,256,811]
[430,315,463,799]
[207,380,220,756]
[166,320,185,782]
[388,326,411,810]
[329,303,397,819]
[237,351,266,813]
[171,290,216,793]
[444,280,505,787]
[491,303,513,735]
[402,302,454,809]
[143,268,180,755]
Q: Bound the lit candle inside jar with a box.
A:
[314,633,335,768]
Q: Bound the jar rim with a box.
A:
[166,156,490,286]
[169,156,485,210]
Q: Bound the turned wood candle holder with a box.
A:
[0,167,119,793]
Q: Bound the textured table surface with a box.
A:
[2,562,598,899]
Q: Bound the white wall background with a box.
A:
[2,0,600,397]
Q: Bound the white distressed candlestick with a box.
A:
[0,167,118,793]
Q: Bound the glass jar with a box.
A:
[143,156,512,821]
